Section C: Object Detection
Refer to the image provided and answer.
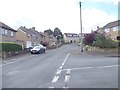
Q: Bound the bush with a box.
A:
[0,42,22,52]
[93,34,118,48]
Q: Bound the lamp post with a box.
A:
[79,2,83,52]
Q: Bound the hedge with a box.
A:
[0,42,22,52]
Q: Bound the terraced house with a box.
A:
[0,22,17,43]
[16,26,46,49]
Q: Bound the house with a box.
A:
[44,32,57,46]
[0,22,17,43]
[16,26,46,49]
[63,33,79,43]
[102,20,120,40]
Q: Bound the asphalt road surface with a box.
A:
[1,44,119,88]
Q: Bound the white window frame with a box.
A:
[105,28,109,33]
[113,26,118,31]
[10,31,14,37]
[4,29,8,35]
[0,28,4,35]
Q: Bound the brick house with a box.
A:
[0,22,17,42]
[16,26,46,49]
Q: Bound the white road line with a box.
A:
[65,75,70,82]
[63,65,119,71]
[62,63,65,66]
[7,71,19,75]
[59,66,63,69]
[56,70,62,75]
[98,65,119,68]
[52,53,70,84]
[66,69,71,75]
[49,87,54,88]
[52,76,59,83]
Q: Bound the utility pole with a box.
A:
[79,2,83,52]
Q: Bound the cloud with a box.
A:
[82,8,117,33]
[0,0,118,33]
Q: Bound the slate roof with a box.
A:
[19,26,45,37]
[0,21,17,32]
[64,33,79,37]
[103,20,120,29]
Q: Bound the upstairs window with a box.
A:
[113,26,118,31]
[4,29,8,35]
[0,28,4,35]
[10,31,14,37]
[105,28,109,33]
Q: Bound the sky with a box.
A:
[0,0,119,33]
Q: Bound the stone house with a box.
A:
[63,33,79,43]
[16,26,46,49]
[0,21,17,43]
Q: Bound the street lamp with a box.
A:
[79,2,83,52]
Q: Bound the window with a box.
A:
[105,28,109,32]
[113,26,118,31]
[0,28,4,35]
[4,29,8,35]
[10,31,14,37]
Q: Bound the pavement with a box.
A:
[1,43,119,88]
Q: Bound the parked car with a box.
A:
[30,44,46,54]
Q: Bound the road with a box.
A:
[2,44,119,88]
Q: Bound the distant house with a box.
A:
[103,20,120,40]
[44,32,57,46]
[16,26,46,49]
[0,22,17,42]
[63,33,79,43]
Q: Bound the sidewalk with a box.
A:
[1,53,31,65]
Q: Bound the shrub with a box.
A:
[0,42,22,52]
[93,35,118,48]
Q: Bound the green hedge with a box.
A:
[0,42,22,52]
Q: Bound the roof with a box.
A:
[0,21,17,32]
[103,20,120,29]
[19,26,45,37]
[64,33,79,37]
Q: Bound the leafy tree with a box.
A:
[53,27,63,39]
[84,32,96,45]
[44,29,53,35]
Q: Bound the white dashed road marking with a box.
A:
[65,75,70,82]
[66,69,71,75]
[51,53,70,87]
[52,76,59,83]
[56,70,62,75]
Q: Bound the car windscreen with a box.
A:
[33,46,40,49]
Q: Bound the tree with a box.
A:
[53,27,63,39]
[84,32,96,45]
[44,29,53,35]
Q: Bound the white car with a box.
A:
[30,44,46,54]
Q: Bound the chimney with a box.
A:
[97,26,99,30]
[32,27,35,30]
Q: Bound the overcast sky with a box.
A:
[0,0,119,33]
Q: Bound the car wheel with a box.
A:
[43,49,45,53]
[38,50,41,54]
